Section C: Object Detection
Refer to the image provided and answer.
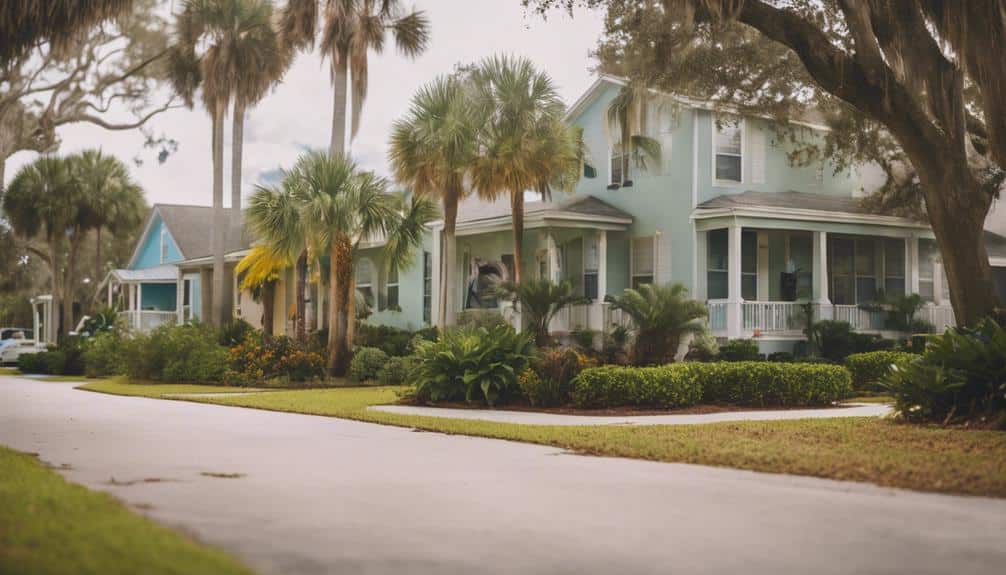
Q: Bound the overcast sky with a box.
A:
[4,0,604,209]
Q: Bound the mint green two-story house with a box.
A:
[352,75,1006,353]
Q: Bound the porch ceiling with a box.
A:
[108,264,178,283]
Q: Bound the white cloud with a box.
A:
[3,0,604,209]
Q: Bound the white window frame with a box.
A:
[356,258,375,308]
[630,235,655,289]
[712,115,745,186]
[583,235,599,300]
[160,227,169,263]
[385,264,400,311]
[609,141,629,186]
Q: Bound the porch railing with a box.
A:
[708,301,957,337]
[119,310,177,333]
[742,301,805,333]
[707,300,728,332]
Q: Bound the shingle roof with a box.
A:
[697,190,870,214]
[456,194,632,224]
[156,204,249,260]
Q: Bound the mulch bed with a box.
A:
[396,399,851,417]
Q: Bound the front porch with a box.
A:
[100,265,182,332]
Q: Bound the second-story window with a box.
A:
[714,117,743,183]
[160,228,169,263]
[386,264,399,310]
[610,142,629,186]
[357,258,374,308]
[631,236,654,289]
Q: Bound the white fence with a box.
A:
[709,300,956,337]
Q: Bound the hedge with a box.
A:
[571,362,851,409]
[844,351,917,392]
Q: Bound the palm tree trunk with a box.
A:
[510,190,524,285]
[94,226,102,299]
[231,100,245,212]
[49,237,63,342]
[295,249,307,343]
[327,234,353,376]
[330,58,348,157]
[442,190,459,327]
[211,100,228,327]
[62,230,80,337]
[262,281,274,341]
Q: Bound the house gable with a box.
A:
[129,210,184,270]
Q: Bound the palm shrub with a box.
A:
[412,325,535,407]
[884,319,1006,425]
[497,279,588,347]
[605,283,707,365]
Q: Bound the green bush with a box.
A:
[412,325,535,407]
[571,361,851,408]
[17,338,85,375]
[377,355,418,386]
[517,368,556,408]
[16,350,49,374]
[225,335,326,386]
[218,318,257,347]
[349,347,389,382]
[355,323,412,357]
[526,347,596,407]
[124,324,228,383]
[767,351,794,363]
[82,331,126,378]
[884,319,1006,425]
[455,310,510,331]
[845,351,916,391]
[571,364,704,409]
[717,339,761,362]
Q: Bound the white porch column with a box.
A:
[546,232,560,282]
[176,268,185,324]
[431,227,442,327]
[693,230,707,300]
[597,230,608,298]
[32,301,40,345]
[726,224,743,338]
[756,231,770,301]
[907,235,919,295]
[933,262,945,305]
[812,230,832,321]
[135,283,143,330]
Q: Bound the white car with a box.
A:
[0,329,44,366]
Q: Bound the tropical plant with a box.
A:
[412,325,535,407]
[605,283,707,365]
[236,246,290,338]
[266,151,437,375]
[468,55,583,284]
[497,279,588,347]
[525,347,596,406]
[606,84,662,178]
[279,0,430,155]
[389,75,480,326]
[245,176,310,341]
[169,0,288,327]
[716,339,761,362]
[348,346,388,382]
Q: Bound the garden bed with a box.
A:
[395,398,851,417]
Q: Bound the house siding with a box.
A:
[132,214,183,270]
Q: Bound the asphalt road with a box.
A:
[1,376,1003,575]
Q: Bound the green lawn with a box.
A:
[0,446,252,575]
[80,380,1006,498]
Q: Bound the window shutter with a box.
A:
[750,128,766,184]
[655,232,672,285]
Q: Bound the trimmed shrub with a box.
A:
[17,338,85,375]
[16,350,49,374]
[82,331,126,378]
[355,323,413,357]
[124,324,228,383]
[717,339,761,362]
[845,351,916,391]
[349,347,389,382]
[525,347,596,407]
[413,325,534,407]
[812,320,857,362]
[571,364,704,409]
[571,361,851,409]
[377,355,418,386]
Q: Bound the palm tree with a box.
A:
[285,151,436,375]
[389,75,480,327]
[469,55,583,284]
[497,279,588,347]
[236,245,290,338]
[169,0,287,327]
[605,283,708,366]
[2,156,81,338]
[72,150,145,293]
[279,0,430,155]
[245,175,309,341]
[606,84,662,178]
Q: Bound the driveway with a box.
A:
[1,375,1003,575]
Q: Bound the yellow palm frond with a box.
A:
[237,246,291,291]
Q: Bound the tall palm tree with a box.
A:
[389,75,480,327]
[72,150,145,292]
[279,0,430,155]
[245,175,309,341]
[605,283,708,366]
[469,55,583,284]
[169,0,287,327]
[284,151,436,375]
[2,156,81,338]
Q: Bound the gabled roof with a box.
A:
[128,204,249,267]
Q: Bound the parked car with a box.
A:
[1,327,33,342]
[0,338,45,366]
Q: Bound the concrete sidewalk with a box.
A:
[1,375,1002,575]
[369,402,891,426]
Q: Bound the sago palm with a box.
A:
[497,279,588,347]
[285,151,437,375]
[170,0,288,327]
[605,283,708,365]
[246,175,310,341]
[279,0,430,155]
[469,55,582,284]
[389,75,480,327]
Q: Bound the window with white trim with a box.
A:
[610,142,629,186]
[919,239,937,301]
[883,238,905,296]
[422,252,432,324]
[583,235,599,300]
[714,116,743,183]
[356,259,374,308]
[160,227,169,263]
[386,264,400,310]
[631,236,654,289]
[741,230,758,300]
[707,229,728,299]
